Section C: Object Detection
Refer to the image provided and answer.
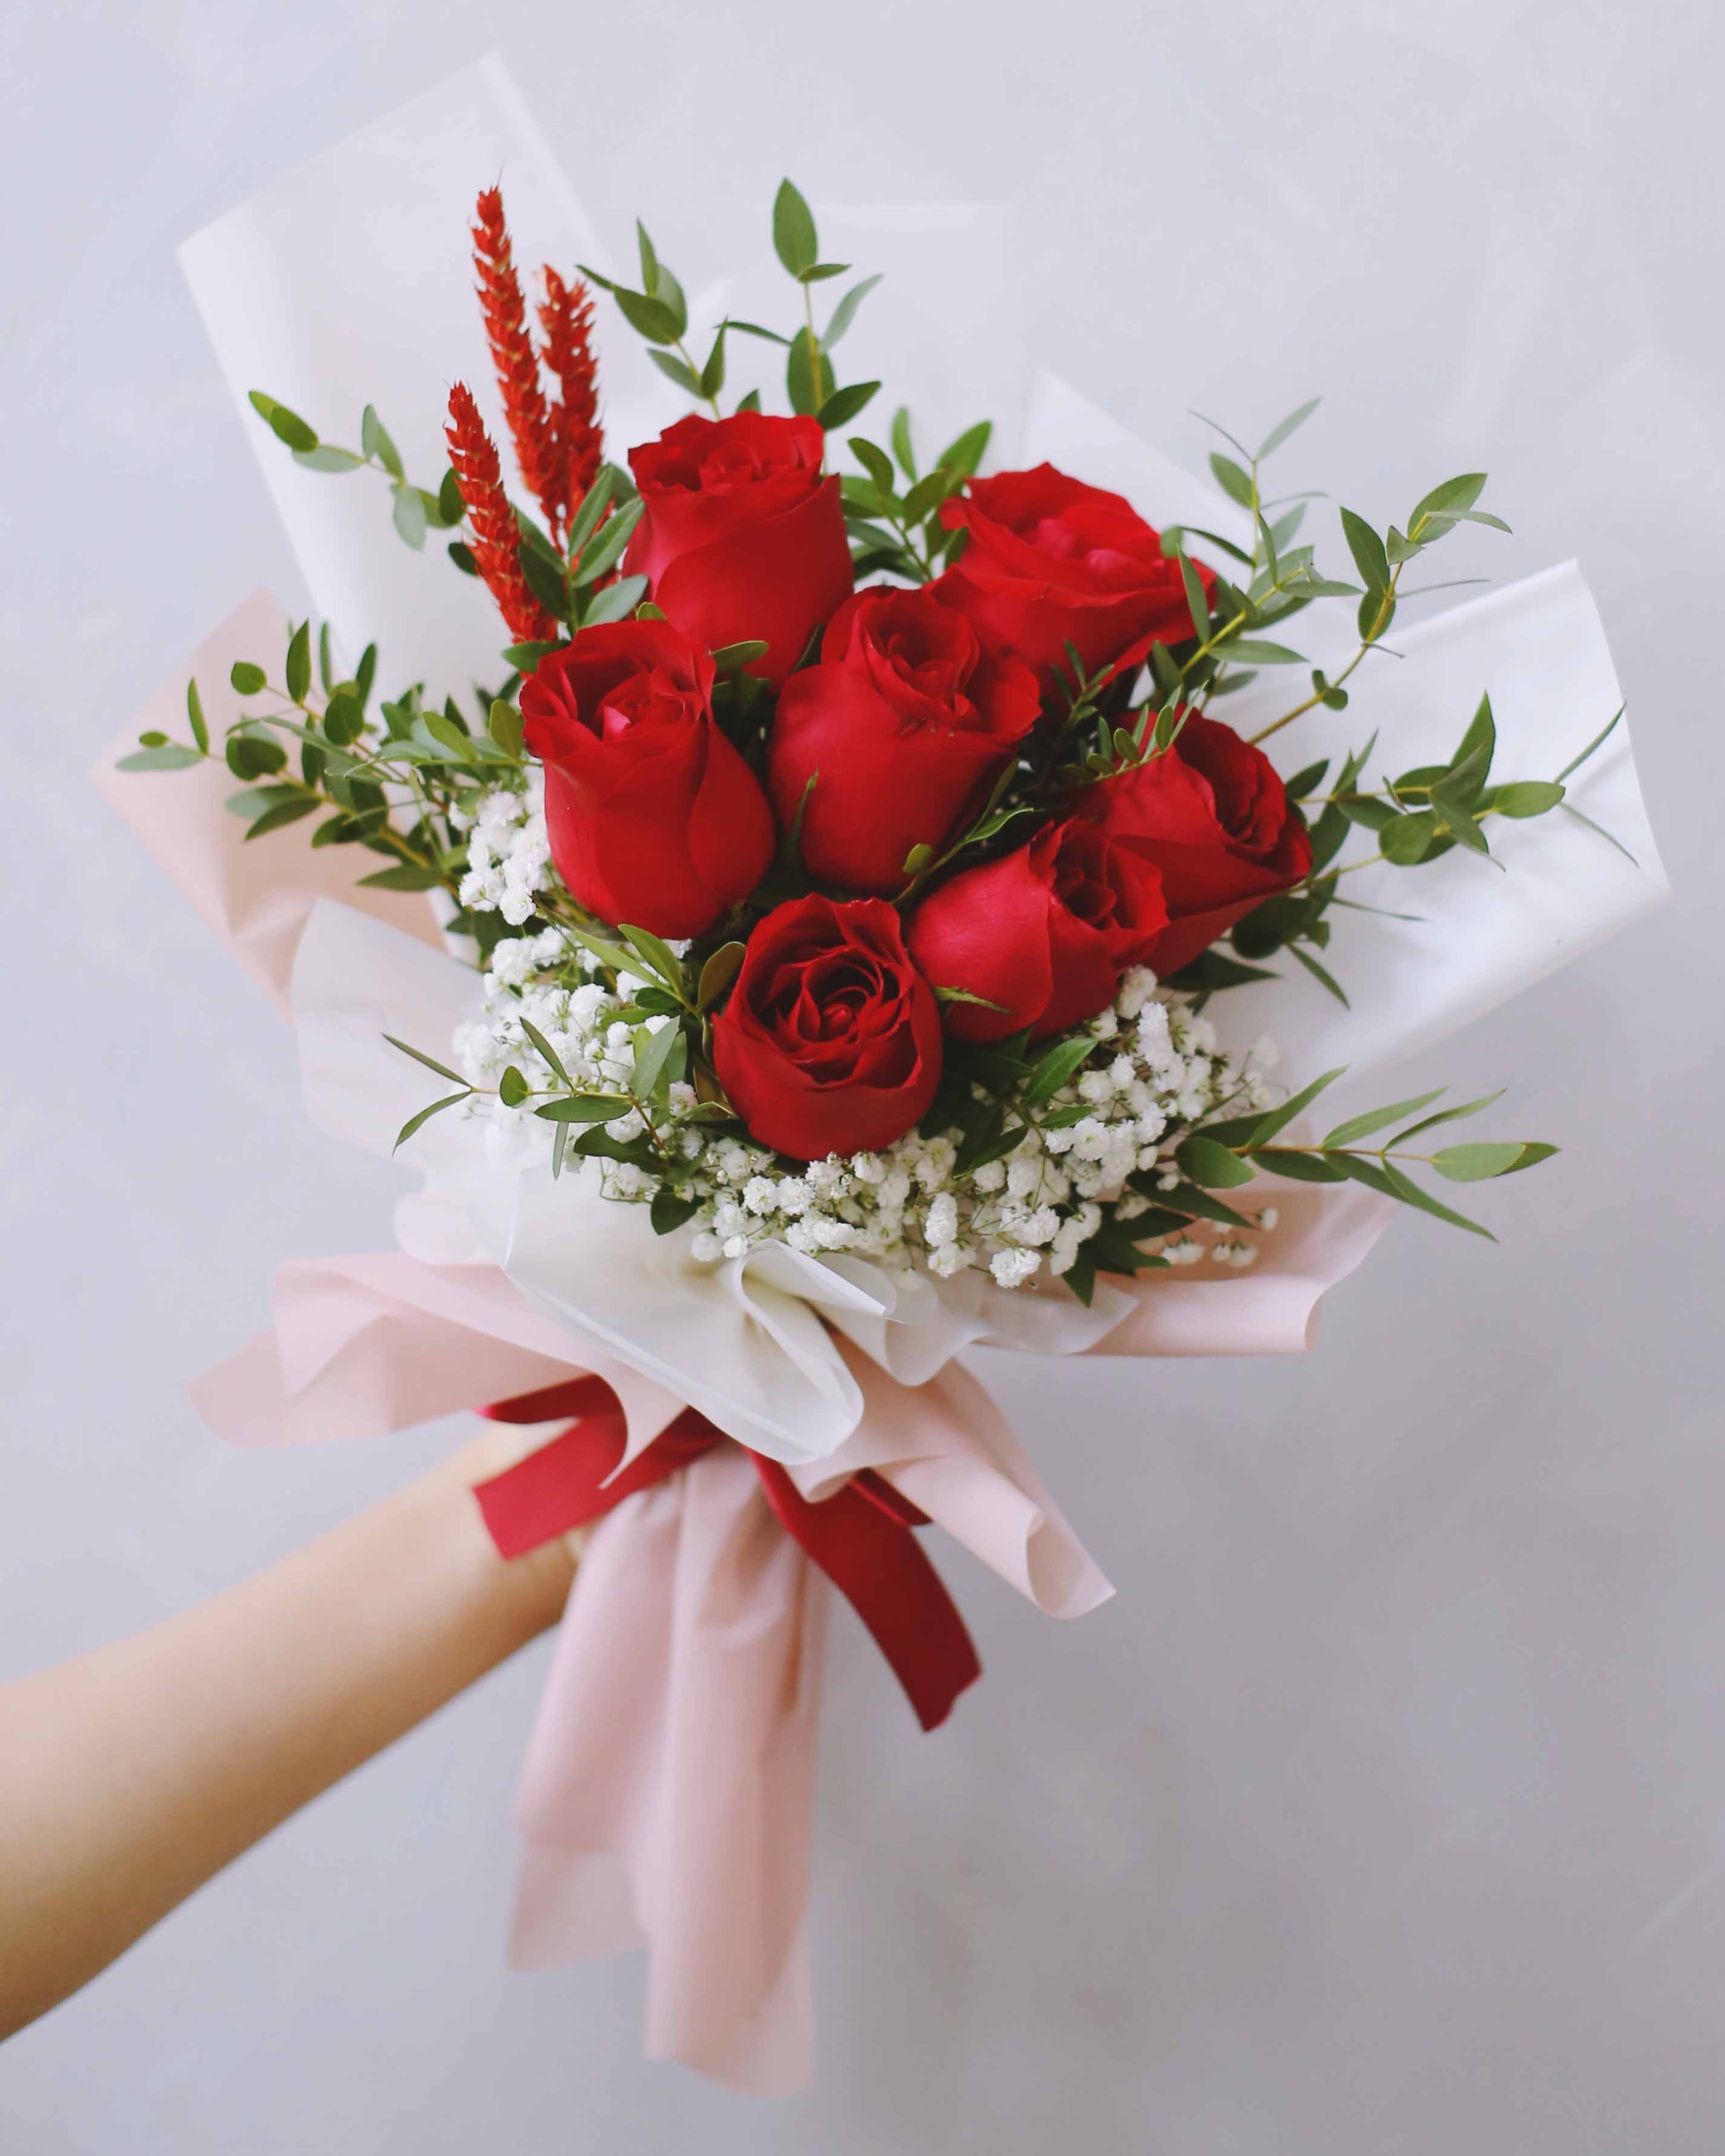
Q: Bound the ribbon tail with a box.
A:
[750,1455,981,1732]
[473,1392,724,1557]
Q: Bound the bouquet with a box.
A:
[101,63,1665,2094]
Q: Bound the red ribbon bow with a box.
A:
[474,1378,982,1731]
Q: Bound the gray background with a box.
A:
[4,0,1722,2148]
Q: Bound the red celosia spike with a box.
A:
[539,267,604,529]
[444,381,555,645]
[471,187,562,538]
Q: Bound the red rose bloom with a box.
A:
[1082,710,1312,976]
[520,619,774,940]
[907,818,1168,1044]
[767,586,1042,895]
[626,412,855,686]
[934,463,1213,689]
[712,895,943,1159]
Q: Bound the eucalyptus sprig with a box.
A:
[1176,1066,1556,1241]
[245,392,467,559]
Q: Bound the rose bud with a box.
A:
[767,586,1042,895]
[933,463,1214,690]
[711,894,944,1160]
[1081,710,1313,976]
[907,818,1168,1044]
[520,618,775,940]
[625,412,855,686]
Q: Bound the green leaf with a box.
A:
[1209,453,1255,507]
[185,678,210,755]
[786,327,828,417]
[1152,1181,1253,1229]
[817,380,880,430]
[1560,800,1640,867]
[510,543,563,624]
[890,406,917,481]
[358,862,443,892]
[1162,949,1280,993]
[936,419,993,477]
[1379,1162,1494,1238]
[488,699,524,755]
[618,923,687,995]
[613,287,684,344]
[1251,1147,1347,1182]
[1283,758,1328,801]
[1178,552,1209,642]
[1320,1090,1446,1148]
[1431,1140,1558,1182]
[632,1019,683,1099]
[1379,811,1438,865]
[1339,507,1389,594]
[116,742,204,772]
[1387,1092,1504,1146]
[230,661,267,695]
[1556,705,1623,783]
[383,1033,467,1085]
[699,324,727,399]
[1257,397,1320,460]
[651,1190,702,1236]
[1410,472,1485,528]
[580,574,650,625]
[1289,944,1350,1005]
[1176,1135,1258,1188]
[698,941,748,1009]
[518,1018,573,1091]
[535,1094,634,1124]
[225,734,287,780]
[285,621,311,705]
[256,395,318,453]
[423,708,472,755]
[503,639,563,674]
[393,1091,469,1154]
[825,273,883,348]
[1491,780,1565,818]
[498,1065,530,1108]
[392,486,428,550]
[244,797,317,839]
[572,496,643,586]
[1220,638,1302,666]
[773,179,819,277]
[1242,1067,1347,1147]
[800,260,850,284]
[711,638,769,672]
[848,436,896,497]
[293,445,364,473]
[648,347,705,396]
[1024,1035,1096,1104]
[565,466,618,560]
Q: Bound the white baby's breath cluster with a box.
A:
[454,771,550,928]
[454,922,1283,1290]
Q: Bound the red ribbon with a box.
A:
[474,1379,981,1732]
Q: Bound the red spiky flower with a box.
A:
[445,381,555,646]
[540,266,604,524]
[472,186,562,537]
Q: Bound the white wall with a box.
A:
[4,2,1722,2148]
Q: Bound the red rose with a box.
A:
[712,895,943,1159]
[767,586,1042,895]
[625,412,855,686]
[1082,710,1312,975]
[521,619,774,940]
[934,463,1213,689]
[907,818,1168,1044]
